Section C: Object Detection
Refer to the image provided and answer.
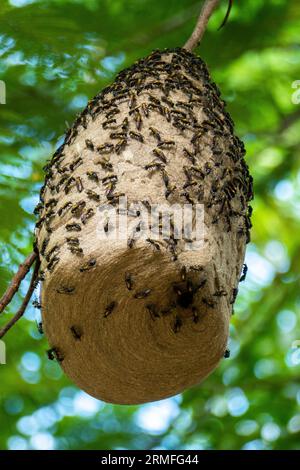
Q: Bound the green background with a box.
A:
[0,0,300,450]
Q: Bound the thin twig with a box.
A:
[0,251,37,315]
[0,257,40,339]
[183,0,220,52]
[218,0,233,30]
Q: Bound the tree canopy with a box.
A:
[0,0,300,450]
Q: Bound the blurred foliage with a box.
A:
[0,0,300,451]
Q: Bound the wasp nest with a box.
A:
[34,48,253,404]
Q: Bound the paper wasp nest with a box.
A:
[34,48,253,404]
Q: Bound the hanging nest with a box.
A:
[34,48,253,405]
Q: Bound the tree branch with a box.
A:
[0,256,40,339]
[0,251,37,315]
[183,0,220,52]
[218,0,233,30]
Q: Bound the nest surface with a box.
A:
[35,48,253,404]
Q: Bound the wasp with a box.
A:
[45,198,58,209]
[58,202,72,217]
[85,139,94,151]
[125,272,134,291]
[103,301,117,318]
[149,127,161,142]
[40,237,50,256]
[122,117,129,132]
[148,103,163,116]
[103,218,109,233]
[56,286,75,295]
[69,246,83,255]
[146,238,160,251]
[152,148,167,164]
[172,120,188,132]
[145,162,164,172]
[164,181,176,198]
[129,92,137,109]
[71,200,86,217]
[127,236,135,249]
[104,182,117,200]
[66,236,79,245]
[81,208,95,225]
[36,321,44,335]
[45,244,60,262]
[176,101,193,110]
[101,175,118,196]
[146,303,160,320]
[115,139,127,154]
[244,215,252,230]
[171,109,187,119]
[45,225,54,234]
[190,165,205,178]
[102,118,117,129]
[33,202,44,216]
[161,96,174,108]
[107,191,125,204]
[75,177,83,193]
[245,229,251,244]
[191,307,199,324]
[183,166,192,183]
[45,209,55,221]
[181,191,194,204]
[129,131,144,143]
[142,200,152,211]
[66,223,81,232]
[133,109,142,131]
[141,103,149,118]
[38,271,45,282]
[173,283,184,297]
[134,288,151,299]
[180,266,187,281]
[56,173,69,188]
[247,175,254,201]
[32,300,42,309]
[240,263,248,282]
[213,289,227,297]
[86,171,99,183]
[85,190,100,202]
[201,120,215,131]
[162,107,171,122]
[105,108,120,119]
[172,315,182,333]
[102,175,117,185]
[47,347,64,362]
[47,256,59,272]
[97,143,114,154]
[191,130,204,144]
[183,181,197,189]
[247,205,253,218]
[65,177,76,194]
[35,217,45,230]
[70,325,82,340]
[70,157,83,172]
[202,297,215,309]
[161,169,170,188]
[148,95,160,105]
[158,140,175,150]
[110,132,127,140]
[183,148,196,165]
[223,182,237,200]
[168,240,178,261]
[79,259,96,272]
[98,159,113,171]
[224,349,231,359]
